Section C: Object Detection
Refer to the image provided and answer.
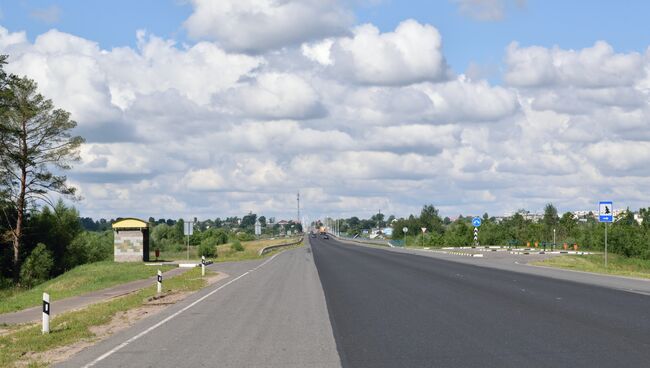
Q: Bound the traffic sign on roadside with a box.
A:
[184,221,194,236]
[421,227,427,233]
[403,227,408,233]
[599,201,613,223]
[472,217,482,227]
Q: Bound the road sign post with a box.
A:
[599,201,613,268]
[403,227,408,247]
[421,227,426,248]
[472,217,481,246]
[42,292,50,334]
[184,220,194,260]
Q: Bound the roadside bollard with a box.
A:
[201,256,206,277]
[42,292,50,334]
[157,270,162,294]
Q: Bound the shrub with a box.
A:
[198,240,216,257]
[236,232,255,241]
[230,239,244,252]
[20,243,54,288]
[64,231,113,269]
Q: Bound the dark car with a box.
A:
[310,233,316,238]
[323,234,329,239]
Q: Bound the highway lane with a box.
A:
[311,236,650,368]
[59,246,341,368]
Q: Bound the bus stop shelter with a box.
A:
[112,218,150,262]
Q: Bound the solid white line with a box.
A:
[82,253,281,368]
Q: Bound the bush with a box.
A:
[20,243,54,288]
[230,239,244,252]
[236,232,255,241]
[198,240,216,257]
[64,231,113,269]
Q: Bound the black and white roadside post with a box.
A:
[157,270,162,294]
[472,217,482,247]
[201,255,206,277]
[42,292,50,334]
[599,201,613,268]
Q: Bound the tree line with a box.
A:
[335,204,650,259]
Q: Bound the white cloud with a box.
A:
[223,73,325,119]
[185,169,227,191]
[505,41,644,88]
[326,20,451,86]
[184,0,353,53]
[2,22,650,220]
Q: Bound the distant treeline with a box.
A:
[335,204,650,260]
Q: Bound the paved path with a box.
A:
[311,236,650,367]
[58,246,341,368]
[0,267,189,325]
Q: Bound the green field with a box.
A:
[533,253,650,279]
[0,267,211,367]
[0,262,174,315]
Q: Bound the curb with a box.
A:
[445,251,484,258]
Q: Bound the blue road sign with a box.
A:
[599,201,613,223]
[472,217,482,227]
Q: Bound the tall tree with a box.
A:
[542,203,559,240]
[420,204,444,234]
[0,76,84,280]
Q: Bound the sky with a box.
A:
[1,0,649,221]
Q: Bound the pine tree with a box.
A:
[0,76,84,280]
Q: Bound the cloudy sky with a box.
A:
[1,0,650,221]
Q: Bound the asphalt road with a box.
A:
[59,237,650,368]
[311,236,650,368]
[59,247,341,368]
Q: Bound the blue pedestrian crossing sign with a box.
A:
[599,201,613,223]
[472,217,482,227]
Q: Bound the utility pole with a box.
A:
[297,191,300,227]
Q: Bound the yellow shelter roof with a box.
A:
[112,218,149,229]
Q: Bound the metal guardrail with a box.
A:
[330,234,393,247]
[258,237,304,256]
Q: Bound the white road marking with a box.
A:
[82,253,281,368]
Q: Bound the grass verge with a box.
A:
[532,253,650,279]
[0,262,174,315]
[153,237,302,262]
[0,267,211,367]
[215,237,302,262]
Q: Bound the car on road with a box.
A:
[310,233,316,238]
[323,234,329,239]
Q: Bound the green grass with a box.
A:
[533,253,650,279]
[0,262,174,315]
[152,237,302,263]
[0,267,210,367]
